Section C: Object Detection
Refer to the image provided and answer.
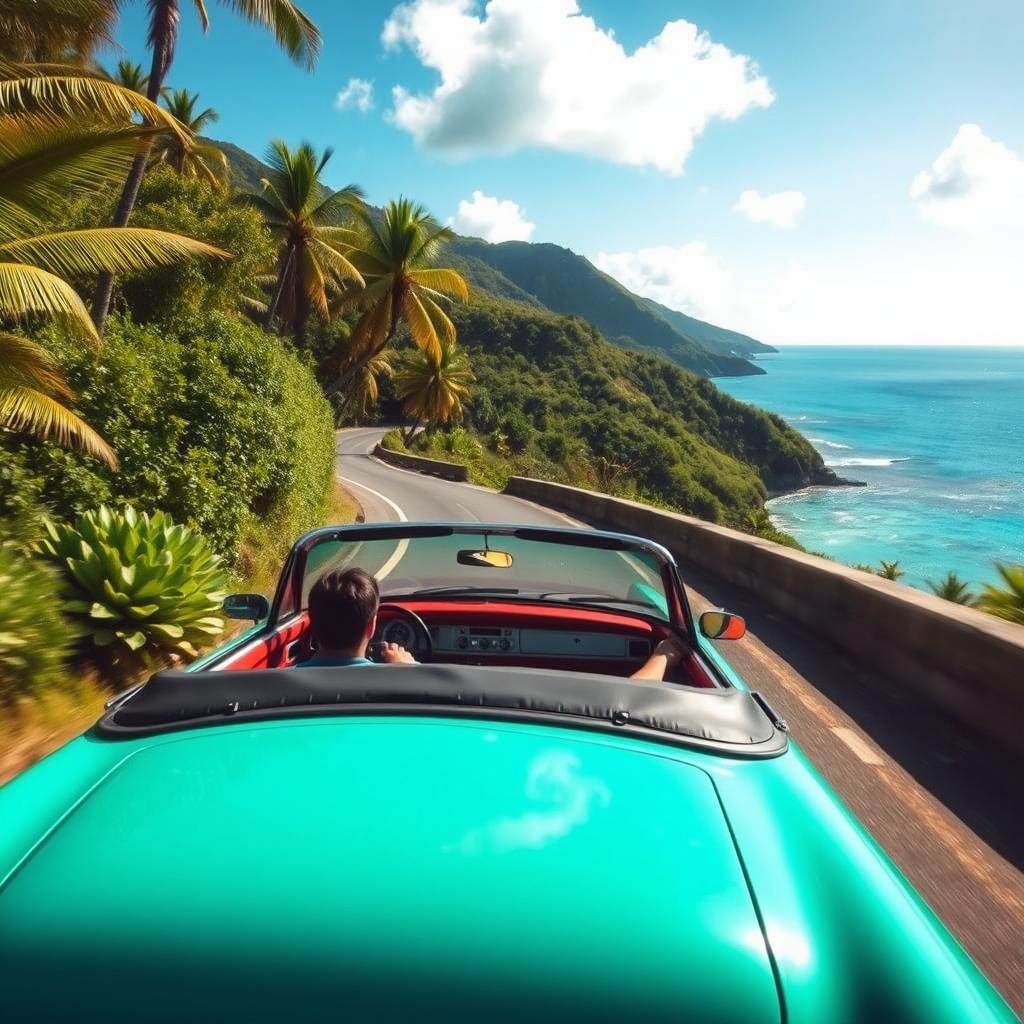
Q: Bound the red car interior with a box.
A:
[216,601,716,688]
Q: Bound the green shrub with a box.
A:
[38,506,229,680]
[62,166,274,324]
[0,546,75,707]
[3,311,335,568]
[537,431,569,463]
[501,411,533,453]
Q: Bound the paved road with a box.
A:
[337,427,1024,1016]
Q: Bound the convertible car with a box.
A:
[0,523,1016,1022]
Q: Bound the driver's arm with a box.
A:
[630,637,684,681]
[381,642,417,665]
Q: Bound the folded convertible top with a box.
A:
[97,664,788,759]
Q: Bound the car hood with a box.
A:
[0,718,780,1023]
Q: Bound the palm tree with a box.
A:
[108,59,149,94]
[926,571,974,605]
[151,88,227,186]
[394,341,473,445]
[973,564,1024,625]
[329,199,469,399]
[877,560,905,581]
[0,109,228,463]
[0,0,119,63]
[239,140,364,340]
[90,0,321,329]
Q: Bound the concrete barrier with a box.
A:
[504,476,1024,753]
[374,443,469,482]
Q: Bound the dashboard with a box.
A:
[379,617,651,660]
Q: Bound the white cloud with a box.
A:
[450,190,536,241]
[382,0,774,174]
[335,77,374,113]
[911,124,1024,231]
[734,189,806,227]
[595,239,1022,346]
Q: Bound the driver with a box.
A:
[298,568,416,667]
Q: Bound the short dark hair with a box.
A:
[307,568,379,650]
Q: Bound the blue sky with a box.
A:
[113,1,1024,345]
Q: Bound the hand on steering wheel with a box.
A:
[379,642,417,665]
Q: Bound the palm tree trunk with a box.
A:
[90,2,176,330]
[401,417,422,446]
[265,242,295,331]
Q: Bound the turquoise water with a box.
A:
[716,347,1024,590]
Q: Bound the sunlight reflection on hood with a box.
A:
[452,751,611,855]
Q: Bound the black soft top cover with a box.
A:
[98,665,787,758]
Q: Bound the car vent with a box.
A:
[628,639,651,659]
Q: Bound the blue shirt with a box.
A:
[297,654,371,668]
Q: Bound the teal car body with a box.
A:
[0,524,1016,1022]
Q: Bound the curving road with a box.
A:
[337,427,1024,1016]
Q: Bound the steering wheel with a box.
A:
[370,603,433,663]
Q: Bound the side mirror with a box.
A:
[699,610,746,640]
[223,593,270,621]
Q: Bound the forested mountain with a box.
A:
[441,295,835,524]
[211,140,773,378]
[448,238,766,376]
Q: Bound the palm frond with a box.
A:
[401,288,443,362]
[223,0,322,69]
[0,228,230,277]
[407,266,469,301]
[0,330,70,396]
[0,63,189,139]
[308,237,363,287]
[0,384,116,467]
[0,116,162,237]
[0,261,98,341]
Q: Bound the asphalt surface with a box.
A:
[337,427,1024,1017]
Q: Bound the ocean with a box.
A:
[716,346,1024,591]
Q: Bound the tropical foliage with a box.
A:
[974,564,1024,625]
[238,140,363,338]
[4,310,336,561]
[0,67,227,463]
[89,0,322,328]
[0,544,74,706]
[151,88,228,186]
[37,505,229,678]
[877,560,905,581]
[0,0,119,63]
[927,571,974,605]
[331,198,469,392]
[394,340,474,444]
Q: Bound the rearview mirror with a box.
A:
[699,610,746,640]
[457,549,514,568]
[223,593,270,621]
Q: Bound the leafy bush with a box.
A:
[38,506,229,680]
[974,564,1024,624]
[537,431,569,463]
[0,546,75,707]
[62,166,274,324]
[3,311,335,567]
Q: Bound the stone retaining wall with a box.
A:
[504,476,1024,753]
[374,444,469,482]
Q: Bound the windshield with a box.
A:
[301,529,672,620]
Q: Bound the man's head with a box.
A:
[307,568,380,655]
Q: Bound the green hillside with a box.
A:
[382,294,838,525]
[449,238,765,377]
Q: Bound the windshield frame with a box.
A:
[270,523,691,634]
